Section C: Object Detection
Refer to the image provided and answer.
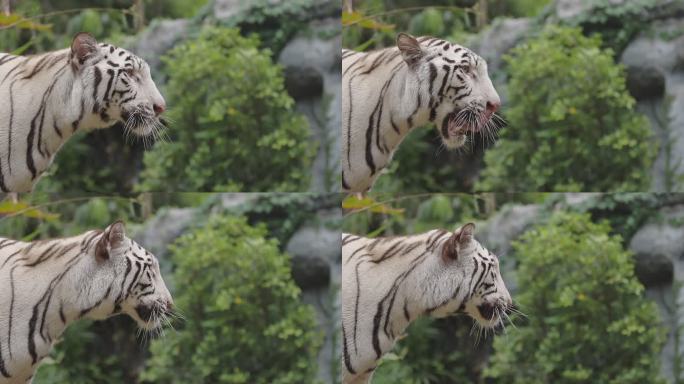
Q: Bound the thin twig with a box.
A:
[343,5,476,28]
[0,195,138,221]
[343,192,492,218]
[0,7,134,30]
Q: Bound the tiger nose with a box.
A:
[486,100,500,115]
[153,102,166,116]
[165,300,174,312]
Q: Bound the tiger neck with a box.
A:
[383,68,431,151]
[366,238,437,345]
[368,232,458,344]
[42,68,93,154]
[14,233,105,353]
[37,58,112,160]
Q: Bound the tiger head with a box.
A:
[90,221,174,330]
[397,33,501,149]
[437,223,512,328]
[69,32,165,137]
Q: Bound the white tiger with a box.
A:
[341,223,512,384]
[342,33,502,193]
[0,222,173,384]
[0,32,166,193]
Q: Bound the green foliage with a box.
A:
[485,212,665,384]
[34,321,126,384]
[145,0,210,19]
[221,0,320,54]
[342,2,476,52]
[478,26,655,192]
[376,128,483,193]
[565,193,663,241]
[0,197,136,240]
[373,317,485,384]
[139,27,314,192]
[141,214,321,384]
[488,0,552,18]
[556,0,659,53]
[233,193,341,245]
[35,129,145,195]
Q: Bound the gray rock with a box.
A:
[558,192,603,208]
[468,18,531,106]
[286,224,341,266]
[478,204,542,293]
[620,19,684,191]
[133,207,196,291]
[212,0,339,24]
[213,0,249,20]
[291,255,330,289]
[629,205,684,381]
[215,194,260,212]
[625,66,665,100]
[469,18,531,74]
[478,204,542,257]
[634,252,674,287]
[286,214,341,383]
[629,209,684,261]
[278,23,341,77]
[552,0,640,21]
[286,209,340,290]
[283,66,324,99]
[621,30,684,77]
[125,19,190,77]
[133,207,196,260]
[554,0,592,20]
[278,19,342,192]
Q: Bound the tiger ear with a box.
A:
[442,223,476,261]
[70,32,100,67]
[95,221,126,261]
[397,33,424,69]
[454,223,475,245]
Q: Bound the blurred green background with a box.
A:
[343,192,684,383]
[0,192,341,383]
[343,0,684,193]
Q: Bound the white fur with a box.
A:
[341,225,511,384]
[0,223,172,383]
[0,34,165,193]
[342,35,501,193]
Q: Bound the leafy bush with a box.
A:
[219,0,321,54]
[478,26,655,192]
[381,127,485,193]
[488,0,552,18]
[553,0,660,53]
[485,212,665,384]
[34,319,140,384]
[141,214,321,384]
[372,317,487,384]
[139,27,314,192]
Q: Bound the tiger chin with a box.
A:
[0,32,166,193]
[342,223,512,384]
[0,222,174,383]
[342,33,502,193]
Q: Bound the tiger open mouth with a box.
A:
[443,110,487,135]
[477,303,497,321]
[439,108,502,149]
[134,303,169,330]
[439,111,479,148]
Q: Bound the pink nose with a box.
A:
[153,103,166,116]
[486,100,500,115]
